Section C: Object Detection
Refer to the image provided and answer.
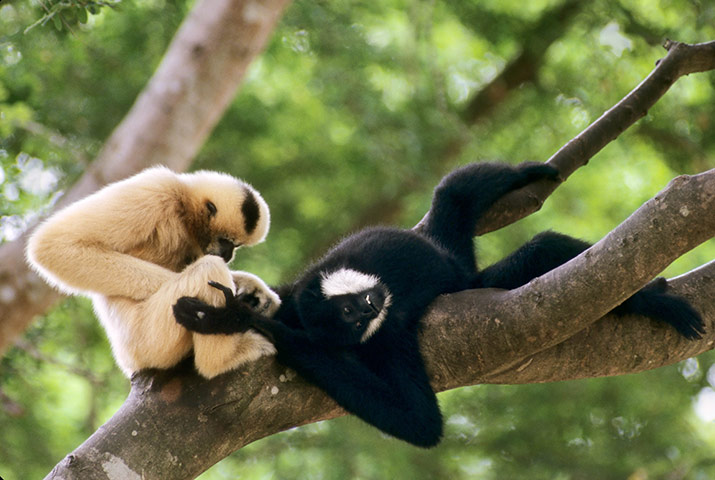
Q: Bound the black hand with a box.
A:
[173,296,216,331]
[173,294,252,335]
[208,280,235,303]
[208,280,263,310]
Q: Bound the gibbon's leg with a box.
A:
[422,162,559,270]
[474,231,591,289]
[155,255,275,378]
[475,231,704,339]
[95,256,236,377]
[97,256,274,378]
[93,280,195,378]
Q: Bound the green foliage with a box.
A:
[1,0,714,478]
[23,0,120,34]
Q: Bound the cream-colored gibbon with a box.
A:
[26,166,280,378]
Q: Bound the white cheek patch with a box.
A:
[360,293,392,343]
[320,268,380,298]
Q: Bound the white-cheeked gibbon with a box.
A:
[26,166,280,378]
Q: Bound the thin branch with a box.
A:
[414,40,715,235]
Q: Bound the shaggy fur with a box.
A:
[27,166,279,378]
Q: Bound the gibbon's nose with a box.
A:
[218,238,235,263]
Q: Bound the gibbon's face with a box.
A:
[300,268,392,346]
[184,171,270,263]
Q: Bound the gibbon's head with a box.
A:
[298,267,392,346]
[181,170,270,263]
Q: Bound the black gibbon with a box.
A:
[26,166,280,378]
[173,161,703,446]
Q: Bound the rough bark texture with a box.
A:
[17,32,715,480]
[46,170,714,479]
[0,0,292,353]
[42,38,715,477]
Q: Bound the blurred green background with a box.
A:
[1,0,714,478]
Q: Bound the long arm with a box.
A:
[173,284,443,447]
[26,170,184,300]
[475,231,704,339]
[292,342,443,448]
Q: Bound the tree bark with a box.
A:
[45,168,715,480]
[5,20,713,480]
[0,0,292,353]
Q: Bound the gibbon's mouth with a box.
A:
[207,238,237,263]
[360,292,392,343]
[364,293,381,315]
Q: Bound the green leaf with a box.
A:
[78,7,88,24]
[52,14,62,31]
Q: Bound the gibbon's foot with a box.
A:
[614,278,705,340]
[232,272,282,316]
[517,162,561,185]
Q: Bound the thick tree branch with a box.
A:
[478,260,715,385]
[414,40,715,235]
[46,168,715,480]
[0,0,291,353]
[424,170,715,383]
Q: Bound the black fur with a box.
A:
[241,187,260,235]
[174,161,703,447]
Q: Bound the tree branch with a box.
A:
[0,0,292,353]
[32,36,715,480]
[46,166,714,479]
[479,260,715,385]
[414,40,715,235]
[424,170,715,389]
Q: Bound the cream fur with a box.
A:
[26,166,279,379]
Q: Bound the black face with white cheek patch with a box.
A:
[296,268,391,346]
[330,287,386,340]
[300,286,387,347]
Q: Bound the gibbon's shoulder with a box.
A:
[57,166,184,214]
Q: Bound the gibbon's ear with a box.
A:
[206,200,217,218]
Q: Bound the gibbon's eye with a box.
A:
[206,201,217,218]
[343,306,353,315]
